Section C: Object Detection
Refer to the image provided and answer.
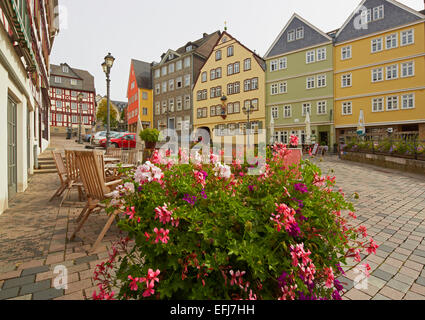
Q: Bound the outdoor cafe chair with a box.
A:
[70,150,122,253]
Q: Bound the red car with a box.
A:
[100,133,136,149]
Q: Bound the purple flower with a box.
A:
[248,185,255,192]
[278,271,288,288]
[294,183,308,194]
[334,279,344,292]
[332,290,342,300]
[200,189,207,200]
[138,186,143,192]
[183,194,197,206]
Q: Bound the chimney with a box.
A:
[203,33,208,38]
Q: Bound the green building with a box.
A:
[264,13,335,148]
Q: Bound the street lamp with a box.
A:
[77,92,84,144]
[242,103,255,147]
[102,52,115,151]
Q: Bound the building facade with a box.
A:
[49,63,96,135]
[153,31,221,135]
[0,0,59,214]
[193,31,266,142]
[95,95,127,132]
[334,0,425,142]
[127,59,153,132]
[264,14,335,147]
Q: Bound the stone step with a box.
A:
[39,164,56,170]
[34,168,57,174]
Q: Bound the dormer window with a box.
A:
[373,5,384,21]
[62,66,68,73]
[287,30,295,42]
[222,36,227,43]
[169,54,174,60]
[186,45,193,52]
[296,27,304,40]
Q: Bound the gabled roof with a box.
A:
[335,0,425,43]
[159,49,182,65]
[155,31,221,67]
[50,63,95,92]
[131,59,152,90]
[264,13,332,58]
[193,31,266,86]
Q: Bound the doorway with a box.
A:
[8,97,17,198]
[319,132,329,146]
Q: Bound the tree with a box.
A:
[96,99,119,130]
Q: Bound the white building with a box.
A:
[0,1,59,214]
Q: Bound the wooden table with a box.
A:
[104,157,121,164]
[105,163,136,177]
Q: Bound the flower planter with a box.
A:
[144,141,157,149]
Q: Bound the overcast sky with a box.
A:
[50,0,424,101]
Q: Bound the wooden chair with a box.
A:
[63,150,85,203]
[121,149,139,165]
[106,147,122,158]
[70,150,122,253]
[49,151,68,205]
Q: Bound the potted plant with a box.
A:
[139,128,160,150]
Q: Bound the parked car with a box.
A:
[92,131,120,145]
[83,134,92,142]
[99,133,136,149]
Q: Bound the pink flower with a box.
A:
[289,135,299,147]
[349,211,357,219]
[142,280,155,297]
[154,204,173,225]
[358,225,368,237]
[125,206,136,220]
[323,267,335,288]
[313,173,326,187]
[128,275,142,291]
[153,228,170,244]
[366,238,379,255]
[362,263,371,277]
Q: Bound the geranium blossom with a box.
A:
[154,204,173,225]
[366,238,379,255]
[289,135,299,147]
[323,267,335,288]
[134,162,164,185]
[153,228,170,244]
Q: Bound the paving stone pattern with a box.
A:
[314,156,425,300]
[1,139,425,300]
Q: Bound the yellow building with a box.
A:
[334,0,425,142]
[139,88,153,129]
[193,31,266,143]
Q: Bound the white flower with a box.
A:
[123,182,135,193]
[213,162,232,179]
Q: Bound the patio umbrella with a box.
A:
[357,109,365,136]
[269,116,275,145]
[305,111,311,145]
[135,117,144,162]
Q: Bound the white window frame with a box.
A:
[184,74,190,87]
[296,27,304,40]
[271,83,278,95]
[279,82,287,94]
[302,103,311,116]
[401,61,415,78]
[341,45,352,60]
[372,97,384,112]
[385,33,398,50]
[184,57,191,68]
[279,57,287,70]
[270,60,278,72]
[386,96,399,111]
[287,30,295,42]
[176,60,183,71]
[317,75,326,88]
[373,5,384,21]
[401,93,415,109]
[317,101,327,115]
[317,48,326,61]
[284,105,292,118]
[271,107,279,119]
[341,74,352,88]
[386,64,398,80]
[371,38,383,53]
[401,29,414,46]
[306,76,315,89]
[371,67,383,83]
[55,76,62,83]
[342,102,352,115]
[306,50,315,64]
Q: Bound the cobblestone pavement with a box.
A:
[0,136,123,300]
[314,156,425,300]
[1,142,425,300]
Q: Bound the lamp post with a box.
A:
[102,52,115,152]
[77,92,84,144]
[242,103,255,147]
